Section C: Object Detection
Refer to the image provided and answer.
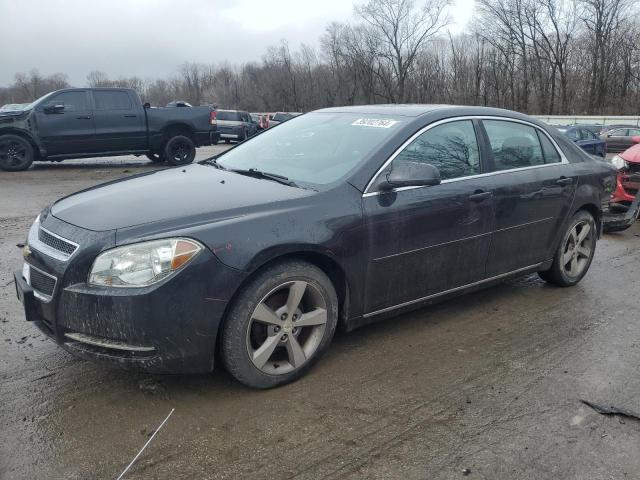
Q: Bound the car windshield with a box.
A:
[215,112,405,186]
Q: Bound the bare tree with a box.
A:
[355,0,450,102]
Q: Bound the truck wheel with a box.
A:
[221,260,338,389]
[0,135,34,171]
[164,135,196,166]
[146,152,164,163]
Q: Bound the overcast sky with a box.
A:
[0,0,475,86]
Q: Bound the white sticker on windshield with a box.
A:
[351,118,399,128]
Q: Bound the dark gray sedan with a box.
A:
[15,105,617,388]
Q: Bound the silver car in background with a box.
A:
[217,109,258,142]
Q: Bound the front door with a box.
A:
[36,90,95,155]
[363,119,495,315]
[480,119,577,276]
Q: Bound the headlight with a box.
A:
[611,155,629,170]
[88,238,202,287]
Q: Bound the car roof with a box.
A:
[313,104,544,122]
[316,104,451,117]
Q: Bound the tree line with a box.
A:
[1,0,638,115]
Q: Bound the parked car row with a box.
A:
[552,122,639,215]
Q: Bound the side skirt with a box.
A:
[344,263,545,332]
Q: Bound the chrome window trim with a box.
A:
[363,262,543,318]
[363,115,569,197]
[24,262,57,303]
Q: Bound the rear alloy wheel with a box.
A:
[221,260,338,389]
[164,135,196,166]
[0,134,34,171]
[539,210,596,287]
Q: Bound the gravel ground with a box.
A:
[1,149,639,479]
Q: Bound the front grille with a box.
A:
[629,163,640,174]
[38,228,78,256]
[30,267,56,297]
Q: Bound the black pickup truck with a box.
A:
[0,88,219,171]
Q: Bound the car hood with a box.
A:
[620,144,640,164]
[0,110,27,120]
[51,164,314,231]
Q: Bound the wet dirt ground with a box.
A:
[1,149,639,479]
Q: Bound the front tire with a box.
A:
[164,135,196,166]
[221,260,338,389]
[0,134,34,171]
[539,210,597,287]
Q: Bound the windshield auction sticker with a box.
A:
[351,118,399,128]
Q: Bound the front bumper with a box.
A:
[16,215,246,373]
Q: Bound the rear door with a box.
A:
[91,90,146,152]
[36,90,95,155]
[363,119,495,315]
[481,119,577,275]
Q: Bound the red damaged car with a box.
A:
[610,137,640,211]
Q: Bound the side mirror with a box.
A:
[43,104,65,113]
[379,162,441,191]
[143,102,151,109]
[632,136,640,144]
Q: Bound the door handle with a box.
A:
[556,177,573,186]
[123,114,137,118]
[76,116,91,120]
[468,191,493,202]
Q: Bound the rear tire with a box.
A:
[539,210,597,287]
[164,135,196,166]
[0,134,34,171]
[221,260,338,389]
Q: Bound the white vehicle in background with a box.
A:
[0,103,29,112]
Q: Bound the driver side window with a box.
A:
[391,120,481,180]
[43,91,89,112]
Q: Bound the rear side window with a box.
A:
[94,91,132,110]
[538,131,562,164]
[581,129,597,140]
[218,111,241,121]
[391,120,480,180]
[43,91,89,112]
[609,129,628,136]
[483,120,545,170]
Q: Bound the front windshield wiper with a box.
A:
[229,168,299,187]
[201,156,226,169]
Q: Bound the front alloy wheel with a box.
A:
[247,280,328,375]
[221,260,338,389]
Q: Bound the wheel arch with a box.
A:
[221,247,351,332]
[161,122,196,143]
[0,128,41,160]
[573,202,602,236]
